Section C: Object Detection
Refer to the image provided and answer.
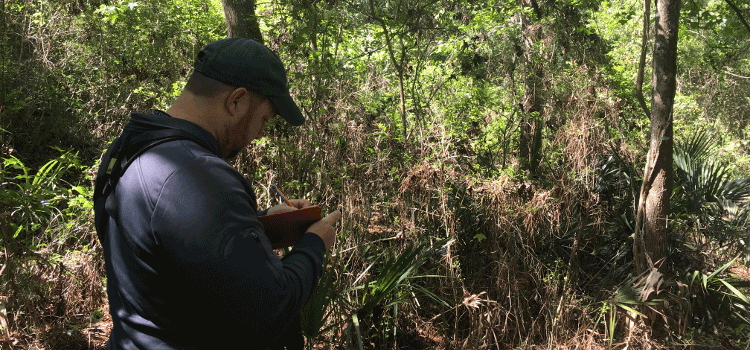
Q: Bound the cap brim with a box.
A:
[270,95,305,126]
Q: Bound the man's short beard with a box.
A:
[225,149,239,160]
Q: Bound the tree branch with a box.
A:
[724,70,750,79]
[636,0,652,118]
[724,0,750,34]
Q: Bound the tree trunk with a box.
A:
[397,70,407,140]
[520,71,543,177]
[519,20,544,177]
[0,0,6,149]
[633,0,680,275]
[221,0,264,42]
[627,2,680,341]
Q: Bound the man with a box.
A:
[93,38,340,350]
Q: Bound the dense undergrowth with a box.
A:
[2,0,750,349]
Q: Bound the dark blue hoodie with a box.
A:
[94,111,325,349]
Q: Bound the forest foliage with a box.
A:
[1,0,750,348]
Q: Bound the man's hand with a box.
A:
[265,199,312,215]
[307,210,341,251]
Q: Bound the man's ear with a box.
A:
[224,87,249,117]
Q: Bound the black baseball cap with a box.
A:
[193,38,305,126]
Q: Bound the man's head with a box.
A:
[191,38,305,126]
[168,38,303,159]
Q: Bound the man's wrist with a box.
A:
[300,232,326,253]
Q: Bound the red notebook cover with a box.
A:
[258,206,322,249]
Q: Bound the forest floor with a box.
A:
[6,262,750,349]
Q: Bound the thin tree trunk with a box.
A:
[633,0,680,275]
[627,2,680,341]
[517,0,546,177]
[369,0,407,140]
[520,32,544,177]
[221,0,264,42]
[0,0,6,149]
[397,71,406,140]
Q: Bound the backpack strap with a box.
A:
[94,128,213,236]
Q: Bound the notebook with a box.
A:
[258,206,322,249]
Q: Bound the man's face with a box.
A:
[225,97,277,159]
[245,98,277,143]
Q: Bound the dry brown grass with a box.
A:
[1,212,108,350]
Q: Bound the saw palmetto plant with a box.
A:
[343,238,452,349]
[673,130,750,255]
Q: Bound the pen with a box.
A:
[271,184,295,207]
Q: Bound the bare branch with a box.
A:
[725,70,750,79]
[637,0,652,118]
[725,0,750,34]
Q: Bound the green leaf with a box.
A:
[719,279,750,304]
[707,255,738,280]
[607,304,616,348]
[72,186,90,195]
[691,270,700,285]
[617,303,646,317]
[4,155,29,180]
[351,314,364,350]
[32,159,60,187]
[13,225,23,239]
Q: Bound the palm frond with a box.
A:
[673,130,750,213]
[675,129,712,163]
[301,261,340,341]
[679,255,750,331]
[718,177,750,202]
[358,238,452,315]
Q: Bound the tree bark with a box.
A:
[633,0,680,274]
[221,0,264,42]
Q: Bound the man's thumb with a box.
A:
[321,210,342,224]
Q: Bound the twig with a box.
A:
[0,246,7,279]
[724,70,750,79]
